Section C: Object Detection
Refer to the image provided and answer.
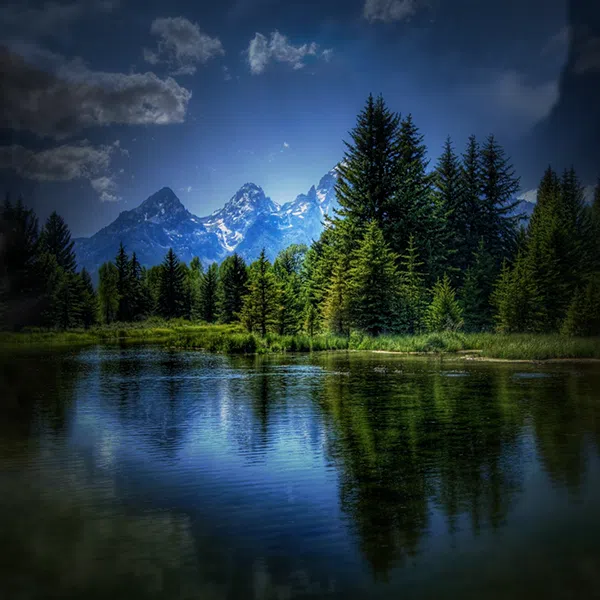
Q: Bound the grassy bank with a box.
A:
[1,322,599,361]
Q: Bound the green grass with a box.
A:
[1,322,599,360]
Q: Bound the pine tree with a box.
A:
[129,252,149,321]
[397,234,427,334]
[239,249,279,336]
[158,248,186,320]
[347,221,400,335]
[0,196,42,329]
[52,269,84,329]
[80,268,98,329]
[322,257,351,336]
[561,275,600,336]
[39,211,77,273]
[424,274,463,333]
[200,263,219,323]
[478,135,521,268]
[491,256,541,333]
[114,242,131,322]
[387,114,442,284]
[187,257,204,320]
[98,261,119,324]
[333,94,401,237]
[432,136,465,284]
[459,135,485,264]
[218,253,247,323]
[274,245,306,335]
[460,239,496,332]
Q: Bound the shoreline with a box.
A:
[1,327,600,362]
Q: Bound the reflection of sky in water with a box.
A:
[2,349,600,599]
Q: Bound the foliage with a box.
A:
[424,274,464,333]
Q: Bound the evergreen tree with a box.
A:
[218,253,247,323]
[432,136,465,284]
[52,269,84,329]
[491,256,540,333]
[591,180,600,272]
[387,114,443,284]
[561,276,600,336]
[145,265,163,316]
[187,257,204,320]
[397,234,427,334]
[80,268,98,329]
[459,135,485,264]
[322,257,351,336]
[98,262,119,324]
[0,196,42,329]
[333,94,401,236]
[478,135,521,268]
[129,252,149,321]
[424,274,463,333]
[200,263,219,323]
[39,211,76,273]
[460,239,496,332]
[239,249,279,336]
[347,221,400,335]
[115,242,131,322]
[158,248,186,319]
[274,245,306,335]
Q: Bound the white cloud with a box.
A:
[321,48,334,62]
[283,142,289,148]
[143,16,224,75]
[363,0,418,23]
[1,45,192,139]
[0,140,121,201]
[464,70,559,131]
[247,31,326,75]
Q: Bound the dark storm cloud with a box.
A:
[143,16,224,76]
[0,140,122,201]
[0,45,193,139]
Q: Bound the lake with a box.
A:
[1,347,600,599]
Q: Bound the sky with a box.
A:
[0,0,581,237]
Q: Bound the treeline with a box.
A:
[2,94,599,336]
[0,201,97,330]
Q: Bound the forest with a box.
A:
[1,94,599,340]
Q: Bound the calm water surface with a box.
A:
[1,347,600,599]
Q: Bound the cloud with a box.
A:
[0,45,192,139]
[363,0,418,23]
[542,25,570,57]
[0,140,121,201]
[0,0,118,39]
[247,31,327,74]
[143,17,224,75]
[283,142,289,148]
[464,70,559,131]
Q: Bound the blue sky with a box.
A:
[0,0,573,236]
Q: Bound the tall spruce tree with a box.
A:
[239,249,279,336]
[432,137,465,284]
[115,242,131,321]
[347,221,400,335]
[387,114,443,284]
[129,252,149,321]
[187,257,204,320]
[52,269,84,330]
[333,94,401,244]
[200,263,219,323]
[218,253,247,323]
[98,261,119,324]
[158,248,186,319]
[39,211,77,273]
[478,135,521,268]
[459,135,485,265]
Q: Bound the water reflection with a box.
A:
[1,348,600,598]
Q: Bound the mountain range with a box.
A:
[74,167,340,278]
[74,167,595,279]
